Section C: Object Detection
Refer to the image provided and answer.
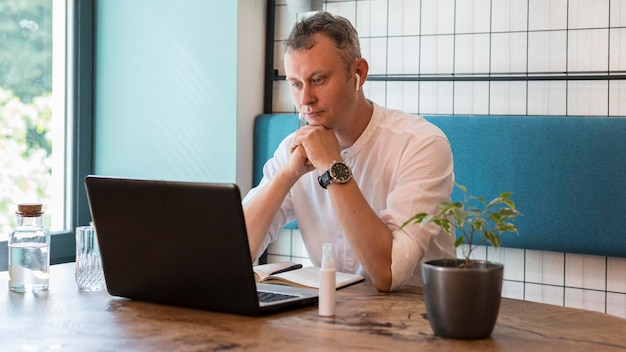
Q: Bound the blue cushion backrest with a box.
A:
[254,113,626,257]
[424,115,626,258]
[253,114,300,229]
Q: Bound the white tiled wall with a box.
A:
[269,0,626,319]
[489,246,626,318]
[274,0,626,116]
[266,229,313,268]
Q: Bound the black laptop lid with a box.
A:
[84,175,262,315]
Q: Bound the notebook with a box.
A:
[84,175,319,315]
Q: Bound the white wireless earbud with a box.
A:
[355,73,360,92]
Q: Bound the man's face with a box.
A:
[284,34,356,129]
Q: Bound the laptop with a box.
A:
[84,175,318,315]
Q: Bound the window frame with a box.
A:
[0,0,94,270]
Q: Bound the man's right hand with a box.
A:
[286,129,316,181]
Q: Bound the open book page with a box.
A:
[253,262,302,282]
[261,266,364,289]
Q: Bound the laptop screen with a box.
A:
[84,176,318,315]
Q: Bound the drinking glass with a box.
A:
[75,226,105,291]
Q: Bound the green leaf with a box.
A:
[497,223,518,233]
[490,213,502,223]
[483,231,501,247]
[499,208,521,217]
[454,206,469,220]
[404,182,521,267]
[500,191,513,198]
[401,212,428,228]
[433,218,452,233]
[453,236,464,248]
[503,199,515,208]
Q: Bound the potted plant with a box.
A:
[403,183,521,339]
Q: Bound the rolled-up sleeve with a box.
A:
[381,134,455,290]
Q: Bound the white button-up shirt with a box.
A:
[243,103,455,290]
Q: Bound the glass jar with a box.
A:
[8,203,51,292]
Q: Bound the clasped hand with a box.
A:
[288,125,341,179]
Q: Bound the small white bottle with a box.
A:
[319,243,336,316]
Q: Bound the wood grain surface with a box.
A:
[0,263,624,351]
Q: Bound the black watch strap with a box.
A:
[318,171,332,189]
[318,161,352,189]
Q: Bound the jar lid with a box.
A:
[17,203,44,216]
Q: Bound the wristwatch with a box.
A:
[318,161,353,189]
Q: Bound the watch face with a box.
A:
[331,162,352,183]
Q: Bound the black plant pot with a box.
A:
[422,259,504,339]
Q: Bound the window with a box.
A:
[0,0,93,270]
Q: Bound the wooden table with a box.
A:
[1,263,625,351]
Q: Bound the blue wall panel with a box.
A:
[95,0,238,183]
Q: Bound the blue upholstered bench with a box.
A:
[253,113,626,258]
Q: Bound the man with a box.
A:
[243,12,454,292]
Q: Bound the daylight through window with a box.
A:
[0,0,70,241]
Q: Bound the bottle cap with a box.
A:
[17,203,43,217]
[321,243,334,269]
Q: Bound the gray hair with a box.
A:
[284,11,361,77]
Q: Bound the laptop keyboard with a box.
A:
[257,291,299,303]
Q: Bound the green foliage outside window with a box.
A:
[0,88,52,240]
[0,0,52,103]
[0,0,53,240]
